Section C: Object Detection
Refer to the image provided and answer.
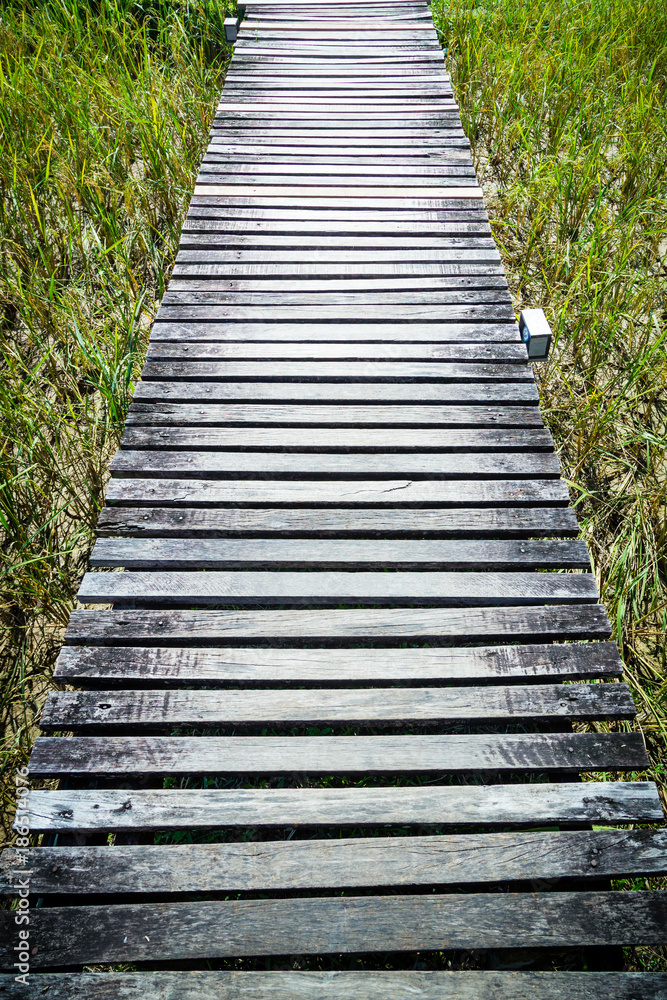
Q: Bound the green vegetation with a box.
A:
[0,0,231,834]
[431,0,667,796]
[1,0,665,971]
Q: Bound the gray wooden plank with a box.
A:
[124,401,543,424]
[63,605,611,645]
[53,641,623,685]
[24,780,658,833]
[2,971,667,1000]
[177,236,495,250]
[139,361,531,381]
[131,384,539,405]
[239,21,436,30]
[6,829,666,896]
[184,207,483,224]
[148,323,517,343]
[162,287,513,304]
[188,195,482,210]
[202,143,472,157]
[77,570,598,607]
[96,506,580,538]
[28,731,642,778]
[108,452,560,479]
[120,426,547,450]
[207,135,470,146]
[40,682,632,728]
[174,249,498,262]
[2,891,666,967]
[89,538,587,570]
[196,165,474,179]
[103,478,567,507]
[192,188,481,204]
[154,306,517,324]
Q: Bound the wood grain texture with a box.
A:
[2,892,666,967]
[108,451,561,479]
[89,538,587,571]
[145,343,523,361]
[30,731,642,778]
[5,830,666,895]
[63,605,611,644]
[139,361,529,382]
[148,323,516,343]
[24,780,661,833]
[95,505,580,537]
[103,478,570,508]
[53,641,623,685]
[124,402,544,427]
[131,382,540,404]
[1,971,666,1000]
[119,426,551,451]
[154,306,517,324]
[77,570,598,607]
[40,682,633,728]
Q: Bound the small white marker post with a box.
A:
[519,308,553,360]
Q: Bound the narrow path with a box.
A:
[2,1,667,996]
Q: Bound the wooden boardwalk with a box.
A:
[2,0,667,996]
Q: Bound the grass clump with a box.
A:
[0,0,232,836]
[431,0,667,792]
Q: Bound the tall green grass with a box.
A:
[431,0,667,801]
[0,0,231,835]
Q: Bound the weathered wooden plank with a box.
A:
[108,452,560,479]
[207,134,470,146]
[203,143,472,157]
[96,505,579,538]
[154,306,516,324]
[77,570,598,607]
[163,285,511,303]
[139,361,530,381]
[177,236,495,251]
[89,538,587,570]
[24,779,658,834]
[239,21,436,30]
[131,384,539,405]
[149,322,510,345]
[103,478,567,508]
[192,187,481,203]
[6,829,666,896]
[124,402,544,425]
[197,164,474,179]
[3,891,666,967]
[40,682,631,728]
[63,605,611,645]
[2,971,667,1000]
[53,641,623,685]
[162,288,512,305]
[119,427,548,450]
[174,248,499,261]
[222,81,453,91]
[28,730,641,778]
